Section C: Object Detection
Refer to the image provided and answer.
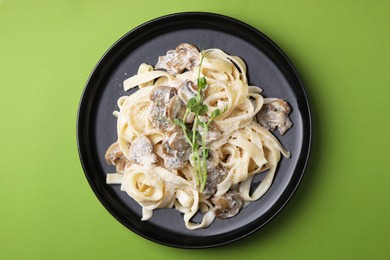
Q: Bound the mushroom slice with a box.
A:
[177,80,197,124]
[155,43,200,75]
[202,165,227,199]
[162,131,191,170]
[178,80,197,104]
[205,124,221,143]
[163,131,190,157]
[197,119,221,143]
[149,85,177,105]
[163,154,190,170]
[149,85,179,132]
[212,191,244,219]
[205,149,219,170]
[166,96,183,121]
[128,136,157,167]
[257,98,293,135]
[105,142,132,173]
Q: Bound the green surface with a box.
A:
[1,1,389,259]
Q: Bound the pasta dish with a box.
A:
[104,44,293,229]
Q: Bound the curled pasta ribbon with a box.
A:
[137,63,155,88]
[215,126,264,196]
[123,70,173,91]
[239,122,290,202]
[120,165,175,220]
[175,187,215,230]
[201,49,247,84]
[215,122,290,199]
[208,89,264,150]
[120,165,192,220]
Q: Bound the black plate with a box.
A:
[77,12,311,248]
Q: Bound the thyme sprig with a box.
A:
[173,50,221,192]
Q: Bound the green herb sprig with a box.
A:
[173,50,221,192]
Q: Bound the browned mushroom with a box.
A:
[205,149,219,170]
[149,85,177,104]
[178,80,197,104]
[205,126,221,143]
[163,132,189,156]
[202,165,227,199]
[128,136,157,167]
[163,154,190,170]
[212,191,244,219]
[149,85,181,132]
[155,43,200,75]
[176,80,198,124]
[197,118,221,143]
[105,142,132,173]
[166,96,183,121]
[162,131,191,170]
[257,99,293,135]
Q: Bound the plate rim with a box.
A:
[77,11,312,248]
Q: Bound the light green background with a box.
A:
[1,1,389,259]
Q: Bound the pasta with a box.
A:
[105,44,292,229]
